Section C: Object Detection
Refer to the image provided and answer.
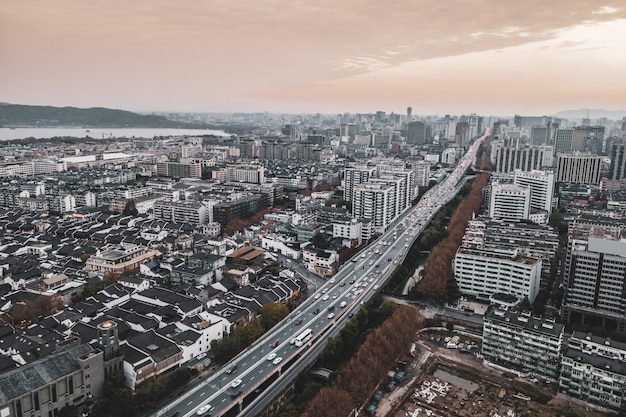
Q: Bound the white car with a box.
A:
[272,356,283,365]
[327,313,335,319]
[322,295,329,301]
[197,404,211,415]
[373,285,380,290]
[314,293,321,299]
[266,352,277,361]
[231,379,242,388]
[329,278,336,284]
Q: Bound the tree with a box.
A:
[259,302,290,331]
[311,232,329,249]
[122,199,138,216]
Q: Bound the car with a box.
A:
[328,305,335,311]
[272,356,283,365]
[322,295,329,301]
[230,390,242,398]
[327,313,335,319]
[295,318,303,325]
[225,365,237,374]
[339,282,345,287]
[349,279,355,284]
[322,288,328,294]
[314,294,321,299]
[333,294,338,299]
[329,278,336,284]
[270,339,279,348]
[196,404,211,415]
[373,285,380,290]
[267,352,277,361]
[231,379,242,388]
[312,308,319,314]
[290,338,296,344]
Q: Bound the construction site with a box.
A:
[372,333,610,417]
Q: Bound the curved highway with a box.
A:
[152,131,489,417]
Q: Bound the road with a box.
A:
[151,132,489,417]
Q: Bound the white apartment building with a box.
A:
[513,169,555,214]
[489,182,530,221]
[556,153,603,185]
[352,183,396,233]
[153,200,208,225]
[226,164,265,184]
[560,331,626,412]
[483,309,564,380]
[453,247,541,303]
[344,166,377,203]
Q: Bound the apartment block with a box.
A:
[513,169,555,215]
[156,161,201,179]
[153,200,208,225]
[555,153,602,185]
[352,182,396,233]
[560,332,626,413]
[482,309,563,381]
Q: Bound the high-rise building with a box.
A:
[562,237,626,331]
[352,183,395,233]
[407,121,427,145]
[555,153,602,185]
[406,106,412,125]
[530,126,549,145]
[343,166,377,203]
[554,128,575,154]
[489,182,530,221]
[608,144,626,180]
[493,145,552,173]
[513,170,555,214]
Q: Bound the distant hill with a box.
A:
[0,103,206,128]
[553,108,626,120]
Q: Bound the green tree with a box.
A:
[259,302,290,331]
[311,232,330,249]
[378,299,398,318]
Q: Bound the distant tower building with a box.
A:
[554,128,575,154]
[407,121,427,145]
[407,106,412,124]
[608,144,626,180]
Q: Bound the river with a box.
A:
[0,127,231,141]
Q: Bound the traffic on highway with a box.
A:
[154,132,489,417]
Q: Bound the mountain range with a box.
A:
[0,103,208,128]
[552,108,626,120]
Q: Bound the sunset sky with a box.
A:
[1,1,625,116]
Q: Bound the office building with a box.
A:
[530,126,549,146]
[513,170,555,214]
[482,309,563,381]
[407,121,428,145]
[562,237,626,332]
[608,144,626,180]
[493,145,552,173]
[555,154,602,185]
[453,247,542,303]
[489,183,530,221]
[554,128,575,154]
[213,194,270,230]
[560,332,626,412]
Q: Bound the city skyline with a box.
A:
[1,1,626,116]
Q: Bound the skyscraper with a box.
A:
[608,143,626,180]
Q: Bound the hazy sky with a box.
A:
[1,1,626,116]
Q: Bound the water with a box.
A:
[433,370,479,392]
[0,127,231,141]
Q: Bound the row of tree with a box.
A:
[9,294,65,329]
[302,305,423,417]
[417,172,490,300]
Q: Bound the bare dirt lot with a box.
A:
[372,336,611,417]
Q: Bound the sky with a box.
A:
[1,1,626,117]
